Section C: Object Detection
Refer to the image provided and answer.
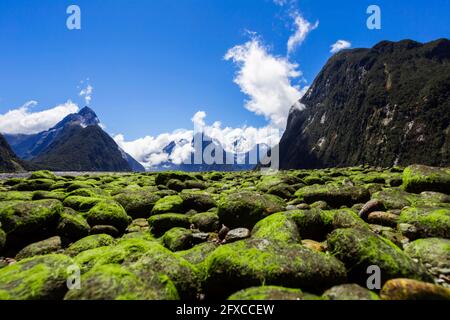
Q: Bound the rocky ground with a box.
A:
[0,165,449,300]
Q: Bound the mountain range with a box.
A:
[0,38,449,172]
[4,107,145,172]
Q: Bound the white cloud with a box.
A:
[330,40,351,53]
[224,37,305,129]
[287,13,319,54]
[79,84,93,106]
[114,112,282,169]
[0,100,79,135]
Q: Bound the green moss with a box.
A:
[151,195,184,215]
[30,171,58,180]
[180,193,216,212]
[85,200,132,231]
[294,184,370,208]
[189,212,220,232]
[64,264,179,300]
[327,228,433,285]
[14,179,55,191]
[399,207,450,238]
[0,199,62,236]
[148,214,190,237]
[0,254,75,300]
[162,227,194,252]
[129,241,201,300]
[63,196,104,212]
[204,238,347,299]
[32,190,66,201]
[16,236,62,260]
[176,242,219,265]
[402,165,450,194]
[65,234,115,257]
[228,286,320,300]
[404,238,450,270]
[113,190,161,219]
[218,191,285,229]
[251,212,301,243]
[0,191,34,201]
[74,238,156,273]
[56,208,90,241]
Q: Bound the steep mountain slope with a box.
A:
[0,134,26,172]
[5,107,145,172]
[279,39,450,169]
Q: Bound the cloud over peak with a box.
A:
[330,40,352,53]
[225,36,305,129]
[0,100,79,135]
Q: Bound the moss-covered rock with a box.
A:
[251,212,300,243]
[399,207,450,238]
[64,264,179,300]
[189,212,220,232]
[63,196,103,212]
[32,191,66,201]
[204,238,347,299]
[402,165,450,194]
[322,284,380,300]
[180,193,216,212]
[74,238,156,273]
[85,200,132,232]
[15,236,63,260]
[113,190,161,219]
[295,184,370,208]
[162,227,194,252]
[0,254,75,300]
[65,234,115,257]
[404,238,450,286]
[14,179,55,192]
[30,171,58,180]
[148,214,190,237]
[228,286,320,300]
[175,242,219,265]
[0,199,63,246]
[380,279,450,300]
[129,241,201,300]
[327,228,433,285]
[155,172,194,186]
[56,208,90,241]
[151,195,184,215]
[90,225,120,237]
[218,191,285,229]
[0,191,34,201]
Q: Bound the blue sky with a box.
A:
[0,0,449,159]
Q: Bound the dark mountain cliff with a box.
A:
[279,39,450,169]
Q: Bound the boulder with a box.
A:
[64,264,179,300]
[85,200,132,232]
[322,284,380,300]
[218,191,285,229]
[402,165,450,194]
[113,190,161,219]
[162,228,194,252]
[148,214,190,237]
[204,238,347,299]
[151,195,184,215]
[0,254,75,300]
[228,286,320,300]
[327,228,433,285]
[294,184,370,208]
[65,234,115,257]
[15,236,63,260]
[399,207,450,238]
